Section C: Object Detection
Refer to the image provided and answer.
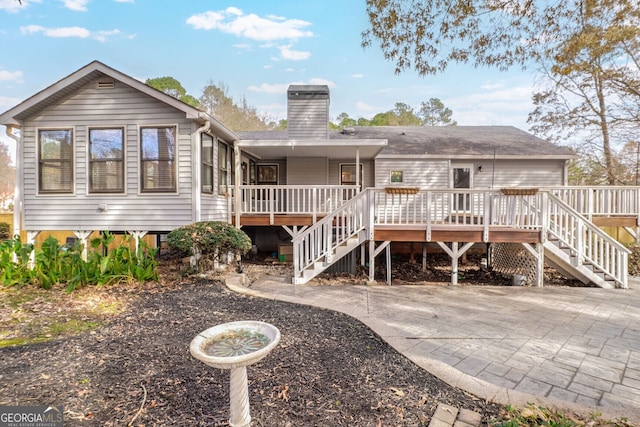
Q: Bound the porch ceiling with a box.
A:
[235,138,387,159]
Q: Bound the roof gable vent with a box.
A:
[97,79,115,89]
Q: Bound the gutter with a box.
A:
[5,125,21,241]
[194,114,211,223]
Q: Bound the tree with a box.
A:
[527,1,640,184]
[199,81,277,131]
[0,141,15,211]
[361,0,628,76]
[146,77,199,107]
[418,98,457,126]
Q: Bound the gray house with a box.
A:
[1,61,633,289]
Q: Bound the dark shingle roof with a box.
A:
[236,126,575,158]
[337,126,574,157]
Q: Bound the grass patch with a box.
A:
[0,285,129,348]
[492,404,635,427]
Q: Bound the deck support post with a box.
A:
[422,243,427,271]
[436,241,475,286]
[128,231,148,261]
[386,243,391,286]
[368,240,375,281]
[73,230,92,261]
[26,231,39,268]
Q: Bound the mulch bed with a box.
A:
[0,275,504,426]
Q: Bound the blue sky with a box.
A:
[0,0,537,164]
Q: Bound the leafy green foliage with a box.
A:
[332,98,456,128]
[146,76,199,107]
[0,232,158,292]
[166,221,252,271]
[0,222,10,239]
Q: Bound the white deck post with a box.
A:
[26,231,39,269]
[73,230,92,261]
[234,144,241,228]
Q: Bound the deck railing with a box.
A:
[548,186,640,220]
[234,185,359,218]
[371,188,544,228]
[292,190,369,281]
[546,193,629,287]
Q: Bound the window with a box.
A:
[89,128,124,193]
[141,126,176,192]
[218,141,228,194]
[340,163,363,187]
[452,164,473,211]
[38,129,73,193]
[390,170,403,183]
[257,164,278,184]
[201,134,214,194]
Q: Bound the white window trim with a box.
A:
[36,126,76,196]
[87,126,126,195]
[137,123,179,195]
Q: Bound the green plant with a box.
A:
[166,221,252,271]
[0,232,158,292]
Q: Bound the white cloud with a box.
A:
[278,45,310,61]
[95,29,121,42]
[20,25,128,41]
[113,0,134,2]
[248,78,335,94]
[186,7,313,41]
[21,25,91,38]
[247,82,292,94]
[0,0,27,13]
[355,101,379,113]
[351,74,364,79]
[448,83,535,129]
[233,43,252,50]
[62,0,88,12]
[308,78,335,88]
[263,64,273,69]
[0,69,23,82]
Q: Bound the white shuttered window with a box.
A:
[141,126,176,192]
[89,128,124,193]
[38,129,73,193]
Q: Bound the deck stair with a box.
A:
[289,188,629,288]
[542,194,628,289]
[292,191,369,284]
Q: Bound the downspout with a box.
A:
[194,114,211,223]
[5,125,21,240]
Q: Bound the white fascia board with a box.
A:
[236,138,387,148]
[376,154,577,160]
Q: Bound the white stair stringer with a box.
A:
[296,231,367,284]
[292,190,371,285]
[543,193,629,289]
[543,239,616,289]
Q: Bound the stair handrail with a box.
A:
[546,192,629,288]
[292,189,370,281]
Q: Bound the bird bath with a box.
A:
[190,321,280,427]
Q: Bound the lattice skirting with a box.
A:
[491,243,538,286]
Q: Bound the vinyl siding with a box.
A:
[375,159,449,188]
[21,78,197,231]
[287,99,329,140]
[287,157,328,185]
[474,159,566,188]
[328,159,374,188]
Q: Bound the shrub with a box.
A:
[0,232,158,292]
[0,222,10,240]
[166,221,252,271]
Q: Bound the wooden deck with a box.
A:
[373,224,541,243]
